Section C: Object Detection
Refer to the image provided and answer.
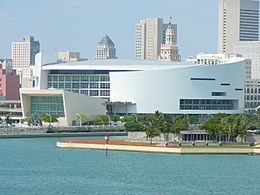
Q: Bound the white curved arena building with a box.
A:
[20,53,245,125]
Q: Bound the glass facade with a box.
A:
[48,74,110,101]
[30,96,64,116]
[180,99,237,110]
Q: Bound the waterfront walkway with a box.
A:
[57,140,260,155]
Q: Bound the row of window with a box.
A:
[31,103,64,111]
[245,95,260,100]
[64,89,110,97]
[31,96,63,103]
[48,75,109,82]
[48,82,110,89]
[179,99,236,110]
[245,88,260,93]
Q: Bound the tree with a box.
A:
[171,116,189,141]
[223,114,239,142]
[139,114,161,145]
[153,111,172,141]
[96,115,109,125]
[76,114,88,127]
[123,115,144,131]
[201,117,225,142]
[39,114,58,126]
[110,114,120,122]
[235,115,254,143]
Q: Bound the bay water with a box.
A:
[0,137,259,195]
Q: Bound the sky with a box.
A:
[0,0,218,60]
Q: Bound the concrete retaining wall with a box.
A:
[57,142,260,155]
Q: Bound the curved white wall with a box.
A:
[110,60,245,114]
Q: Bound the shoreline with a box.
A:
[0,132,127,139]
[56,140,260,155]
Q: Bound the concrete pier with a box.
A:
[56,141,260,155]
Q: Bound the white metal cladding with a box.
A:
[109,60,245,114]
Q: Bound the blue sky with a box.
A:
[0,0,218,60]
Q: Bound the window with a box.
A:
[221,83,230,86]
[81,76,88,81]
[90,83,98,88]
[100,90,110,96]
[65,76,71,81]
[80,90,88,95]
[72,76,79,81]
[65,83,71,88]
[53,83,58,88]
[100,83,110,89]
[190,78,215,81]
[59,76,64,81]
[212,92,226,96]
[72,83,79,88]
[53,76,58,81]
[235,88,243,91]
[100,76,109,82]
[89,90,98,96]
[59,83,64,88]
[80,83,88,88]
[90,76,99,82]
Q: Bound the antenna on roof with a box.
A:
[169,17,172,25]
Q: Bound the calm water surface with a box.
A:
[0,137,260,195]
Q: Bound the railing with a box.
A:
[0,125,125,135]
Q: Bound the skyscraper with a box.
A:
[135,18,177,60]
[95,35,117,60]
[11,36,40,80]
[218,0,259,54]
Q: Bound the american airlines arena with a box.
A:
[20,53,245,125]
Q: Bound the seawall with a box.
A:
[56,141,260,155]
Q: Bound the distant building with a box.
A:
[95,35,117,60]
[234,41,260,79]
[218,0,259,54]
[159,19,181,61]
[0,59,20,100]
[135,18,177,60]
[57,51,80,62]
[244,79,260,109]
[11,36,40,87]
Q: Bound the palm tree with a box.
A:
[76,114,88,127]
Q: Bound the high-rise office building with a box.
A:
[95,35,117,60]
[11,36,40,80]
[159,19,181,61]
[135,18,177,60]
[218,0,259,54]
